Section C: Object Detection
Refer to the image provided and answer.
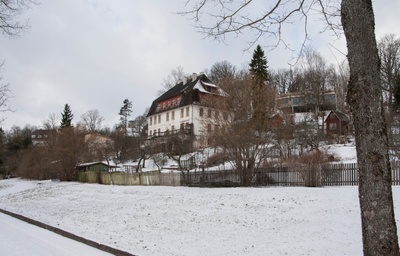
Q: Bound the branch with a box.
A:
[179,0,342,56]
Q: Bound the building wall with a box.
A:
[147,104,213,148]
[147,105,208,137]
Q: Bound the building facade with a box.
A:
[147,73,225,149]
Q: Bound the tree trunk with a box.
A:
[341,0,400,255]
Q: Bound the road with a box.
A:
[0,212,112,256]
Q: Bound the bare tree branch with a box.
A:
[0,0,37,37]
[179,0,341,54]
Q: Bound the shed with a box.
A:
[76,162,119,172]
[325,110,351,135]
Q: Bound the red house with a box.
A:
[325,110,351,135]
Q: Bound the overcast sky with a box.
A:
[0,0,399,131]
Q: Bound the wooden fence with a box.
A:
[76,171,161,186]
[181,162,400,187]
[76,162,400,187]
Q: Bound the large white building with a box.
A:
[146,73,226,149]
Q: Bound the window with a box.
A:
[154,130,156,136]
[149,130,152,136]
[329,123,337,130]
[330,113,336,119]
[171,111,175,120]
[181,108,184,118]
[32,135,36,139]
[150,117,152,126]
[215,110,219,119]
[207,124,212,133]
[199,108,204,117]
[166,112,169,121]
[186,107,190,117]
[293,97,302,105]
[158,128,161,135]
[279,98,289,106]
[223,112,228,120]
[208,109,212,118]
[158,115,161,124]
[167,101,170,108]
[171,125,175,131]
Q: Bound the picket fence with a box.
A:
[76,162,400,187]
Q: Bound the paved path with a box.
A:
[0,212,112,256]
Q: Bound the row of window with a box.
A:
[156,97,182,112]
[199,108,229,120]
[149,106,229,127]
[32,134,48,139]
[149,107,190,126]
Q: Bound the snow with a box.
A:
[324,143,357,163]
[201,81,217,88]
[0,212,112,256]
[2,178,399,256]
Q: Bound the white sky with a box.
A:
[0,0,399,131]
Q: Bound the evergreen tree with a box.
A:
[249,45,269,81]
[118,99,132,135]
[249,45,270,127]
[60,104,73,129]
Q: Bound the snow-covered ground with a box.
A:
[0,212,112,256]
[1,178,399,256]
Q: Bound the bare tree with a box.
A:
[0,1,37,123]
[204,71,273,186]
[42,113,59,130]
[151,153,168,172]
[157,66,187,96]
[0,63,12,122]
[379,34,400,112]
[0,0,36,37]
[342,2,399,253]
[378,34,400,153]
[270,68,296,94]
[207,60,236,84]
[182,0,399,254]
[80,109,105,133]
[51,127,86,181]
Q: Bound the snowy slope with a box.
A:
[1,178,398,256]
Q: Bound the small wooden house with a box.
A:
[325,110,351,135]
[76,162,119,172]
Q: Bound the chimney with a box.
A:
[191,72,197,81]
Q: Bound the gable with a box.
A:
[147,73,224,117]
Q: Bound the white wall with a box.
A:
[147,104,210,137]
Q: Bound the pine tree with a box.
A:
[249,45,270,127]
[249,45,269,81]
[119,99,132,135]
[60,104,73,129]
